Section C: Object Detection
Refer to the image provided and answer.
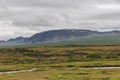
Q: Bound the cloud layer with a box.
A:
[0,0,120,40]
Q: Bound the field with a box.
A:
[0,45,120,80]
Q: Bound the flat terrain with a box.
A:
[0,45,120,80]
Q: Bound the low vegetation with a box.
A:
[0,45,120,80]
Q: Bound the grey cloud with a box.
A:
[0,0,120,40]
[10,13,69,27]
[88,12,120,21]
[0,0,85,8]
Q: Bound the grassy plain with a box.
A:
[0,45,120,80]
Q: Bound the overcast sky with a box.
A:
[0,0,120,40]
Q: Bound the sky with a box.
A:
[0,0,120,40]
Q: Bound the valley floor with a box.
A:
[0,45,120,80]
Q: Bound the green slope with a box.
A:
[1,34,120,47]
[40,34,120,46]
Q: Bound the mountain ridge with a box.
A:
[1,29,120,46]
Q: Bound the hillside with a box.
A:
[1,29,120,46]
[40,34,120,45]
[24,29,99,43]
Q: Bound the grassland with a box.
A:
[0,45,120,80]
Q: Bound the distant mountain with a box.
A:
[7,37,26,43]
[0,40,5,42]
[25,29,100,43]
[1,29,120,46]
[43,33,120,45]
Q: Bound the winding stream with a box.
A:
[0,67,120,75]
[0,68,37,74]
[82,67,120,69]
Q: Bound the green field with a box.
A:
[0,45,120,80]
